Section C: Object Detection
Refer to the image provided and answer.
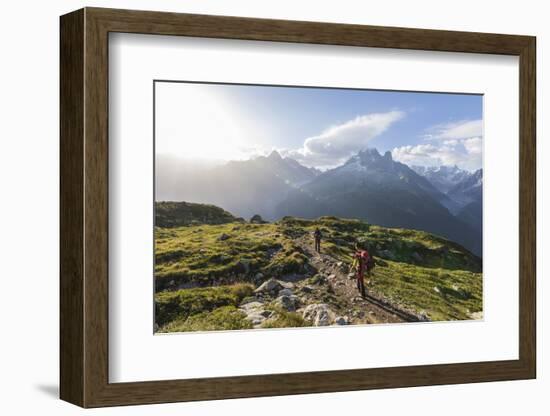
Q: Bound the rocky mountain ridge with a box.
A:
[156,147,483,256]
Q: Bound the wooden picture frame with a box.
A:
[60,7,536,408]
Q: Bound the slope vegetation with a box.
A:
[154,202,483,332]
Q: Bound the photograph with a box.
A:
[52,5,537,409]
[153,81,483,333]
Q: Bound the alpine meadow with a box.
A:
[154,82,483,333]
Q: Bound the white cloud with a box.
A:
[425,119,483,140]
[393,137,482,171]
[284,111,404,169]
[392,119,483,171]
[463,136,482,155]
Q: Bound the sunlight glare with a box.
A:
[155,83,254,161]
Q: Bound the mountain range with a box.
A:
[411,165,472,194]
[156,149,482,256]
[412,164,482,235]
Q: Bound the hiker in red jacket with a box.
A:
[352,242,374,297]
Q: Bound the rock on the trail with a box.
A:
[240,301,264,312]
[347,273,355,280]
[302,303,336,326]
[279,288,293,297]
[246,312,267,326]
[240,296,262,306]
[301,286,313,293]
[328,274,336,280]
[334,316,349,325]
[336,262,343,267]
[274,294,300,312]
[254,278,283,295]
[239,300,272,327]
[279,281,295,289]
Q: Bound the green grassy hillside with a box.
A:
[154,202,482,332]
[156,201,243,228]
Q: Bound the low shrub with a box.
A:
[160,306,253,332]
[155,283,254,326]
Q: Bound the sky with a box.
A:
[155,81,483,171]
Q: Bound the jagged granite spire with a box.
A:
[267,150,283,161]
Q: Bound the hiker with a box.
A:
[313,227,322,253]
[352,242,374,297]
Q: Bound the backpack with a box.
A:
[359,250,375,271]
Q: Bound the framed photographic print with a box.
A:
[60,7,536,408]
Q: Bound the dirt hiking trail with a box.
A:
[295,234,422,325]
